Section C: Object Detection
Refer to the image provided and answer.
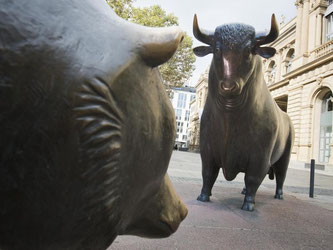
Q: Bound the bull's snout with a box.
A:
[220,79,243,95]
[220,80,239,93]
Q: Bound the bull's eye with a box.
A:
[215,47,221,54]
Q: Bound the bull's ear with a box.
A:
[193,46,213,57]
[255,46,276,59]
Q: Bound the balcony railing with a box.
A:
[314,39,333,58]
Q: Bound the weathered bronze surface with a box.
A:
[193,14,295,211]
[0,0,187,249]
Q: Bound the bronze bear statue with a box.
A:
[0,0,187,249]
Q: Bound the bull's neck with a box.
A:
[208,58,266,113]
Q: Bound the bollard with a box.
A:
[309,159,315,198]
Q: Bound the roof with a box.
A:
[171,86,196,93]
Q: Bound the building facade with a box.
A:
[266,0,333,173]
[189,0,333,174]
[188,69,208,152]
[170,86,196,148]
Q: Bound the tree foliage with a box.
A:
[159,35,195,87]
[106,1,195,87]
[106,0,134,19]
[130,5,178,27]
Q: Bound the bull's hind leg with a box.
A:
[274,136,292,200]
[197,155,219,202]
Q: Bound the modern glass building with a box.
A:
[170,86,196,148]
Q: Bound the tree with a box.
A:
[106,0,134,19]
[107,1,195,87]
[159,35,195,87]
[130,5,178,27]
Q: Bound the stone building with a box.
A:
[266,0,333,173]
[188,0,333,174]
[188,69,208,152]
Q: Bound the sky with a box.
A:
[133,0,297,86]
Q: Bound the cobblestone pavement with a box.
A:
[109,151,333,250]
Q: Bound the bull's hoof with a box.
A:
[241,201,255,211]
[274,194,283,199]
[275,189,283,199]
[197,193,210,202]
[241,187,246,195]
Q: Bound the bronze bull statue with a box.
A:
[193,14,294,211]
[0,0,187,249]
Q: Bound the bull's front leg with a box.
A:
[242,167,267,211]
[197,153,219,202]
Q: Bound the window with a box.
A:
[190,94,196,102]
[267,61,276,84]
[321,92,333,112]
[185,110,190,121]
[270,63,276,80]
[182,135,187,140]
[286,49,294,73]
[175,109,182,120]
[326,13,333,41]
[319,91,333,163]
[177,122,184,134]
[177,93,184,108]
[328,0,333,5]
[177,93,187,108]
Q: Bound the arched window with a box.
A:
[285,49,295,73]
[267,61,276,85]
[318,91,333,163]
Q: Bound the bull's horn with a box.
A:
[193,14,213,45]
[139,26,184,68]
[255,14,279,46]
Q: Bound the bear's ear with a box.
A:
[255,46,276,59]
[193,46,213,57]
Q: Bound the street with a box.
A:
[110,151,333,250]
